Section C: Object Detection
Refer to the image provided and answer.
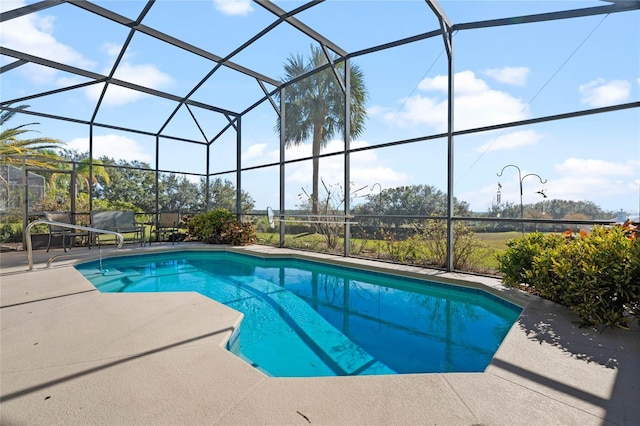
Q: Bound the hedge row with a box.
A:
[496,224,639,329]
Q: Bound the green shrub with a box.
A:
[218,220,257,246]
[413,220,488,270]
[627,240,640,319]
[382,230,416,263]
[497,225,640,328]
[187,209,235,241]
[380,221,488,271]
[186,209,256,246]
[0,221,22,242]
[495,232,565,287]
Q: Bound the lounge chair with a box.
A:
[43,211,90,252]
[153,212,180,244]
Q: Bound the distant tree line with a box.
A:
[353,184,470,228]
[486,199,613,221]
[42,152,254,215]
[347,184,615,235]
[353,184,612,222]
[96,157,255,214]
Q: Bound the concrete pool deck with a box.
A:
[1,243,638,425]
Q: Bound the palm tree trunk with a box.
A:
[311,124,323,215]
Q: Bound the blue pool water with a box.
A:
[75,251,522,377]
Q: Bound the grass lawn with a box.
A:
[256,231,523,273]
[476,231,522,248]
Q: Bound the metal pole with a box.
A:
[343,57,351,258]
[88,125,93,212]
[155,134,160,240]
[236,115,242,220]
[371,183,382,257]
[445,29,454,271]
[21,158,27,248]
[205,144,210,211]
[71,163,77,222]
[279,87,286,247]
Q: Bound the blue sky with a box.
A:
[1,0,639,216]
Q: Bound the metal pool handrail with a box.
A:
[25,220,124,271]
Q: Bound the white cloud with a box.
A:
[482,67,530,86]
[0,0,95,83]
[455,89,529,131]
[55,75,86,87]
[460,157,640,213]
[0,0,23,12]
[111,61,172,88]
[555,158,637,177]
[285,144,408,207]
[367,105,393,120]
[16,63,59,85]
[547,175,629,208]
[2,1,170,106]
[243,139,408,206]
[418,71,489,94]
[579,79,631,107]
[66,134,153,163]
[546,158,640,208]
[213,0,253,16]
[84,62,173,106]
[102,42,126,59]
[475,130,543,153]
[383,95,445,130]
[379,70,529,132]
[243,143,268,162]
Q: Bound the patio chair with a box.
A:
[90,211,146,247]
[153,212,180,244]
[44,211,90,252]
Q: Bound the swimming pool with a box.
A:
[75,251,522,377]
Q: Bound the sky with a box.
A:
[1,0,639,217]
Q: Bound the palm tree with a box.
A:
[75,157,110,192]
[1,106,66,210]
[277,45,368,214]
[1,107,66,169]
